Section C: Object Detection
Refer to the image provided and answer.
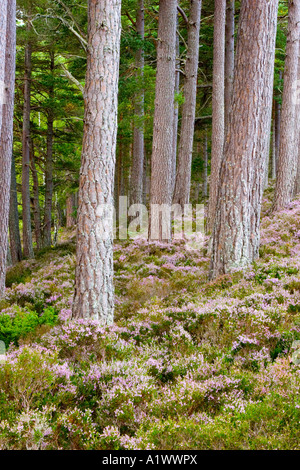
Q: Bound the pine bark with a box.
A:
[66,194,76,227]
[9,155,22,265]
[43,51,55,248]
[149,0,177,241]
[173,0,202,207]
[273,0,300,211]
[171,13,180,197]
[30,140,42,251]
[72,0,121,323]
[130,0,145,206]
[202,129,208,198]
[207,0,226,233]
[0,0,14,296]
[210,0,279,279]
[225,0,235,130]
[22,24,34,259]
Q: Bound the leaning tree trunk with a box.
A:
[207,0,226,233]
[9,155,22,265]
[225,0,235,130]
[210,0,279,280]
[130,0,145,206]
[43,51,55,248]
[72,0,121,323]
[149,0,177,241]
[173,0,202,208]
[273,0,300,211]
[22,24,34,259]
[0,0,15,296]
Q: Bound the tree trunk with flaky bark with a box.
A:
[273,0,300,211]
[43,51,55,248]
[149,0,177,241]
[207,0,226,233]
[130,0,145,206]
[225,0,235,130]
[173,0,202,208]
[202,129,208,199]
[72,0,121,323]
[0,0,14,296]
[30,140,42,251]
[22,23,34,259]
[9,155,22,265]
[171,11,180,197]
[210,0,278,280]
[66,194,76,227]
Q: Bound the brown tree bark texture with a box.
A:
[149,0,177,240]
[273,0,300,211]
[173,0,202,207]
[210,0,278,279]
[130,0,145,206]
[207,0,226,233]
[22,24,34,259]
[0,0,15,296]
[72,0,121,323]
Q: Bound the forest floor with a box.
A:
[1,188,300,450]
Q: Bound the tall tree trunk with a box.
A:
[273,0,300,211]
[202,129,208,198]
[0,0,15,296]
[293,44,300,195]
[0,0,7,134]
[173,0,202,207]
[275,70,282,170]
[66,194,76,227]
[9,155,22,265]
[30,139,42,251]
[210,0,278,280]
[271,109,277,180]
[22,23,34,259]
[149,0,177,241]
[72,0,121,323]
[43,51,55,248]
[225,0,235,130]
[171,12,180,197]
[130,0,145,206]
[207,0,226,233]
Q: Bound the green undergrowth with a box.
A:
[1,194,300,449]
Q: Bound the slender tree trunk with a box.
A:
[273,0,300,211]
[202,129,208,198]
[42,51,55,247]
[271,112,277,180]
[0,0,15,296]
[22,23,34,258]
[225,0,235,130]
[149,0,177,241]
[173,0,202,207]
[210,0,278,280]
[9,155,22,265]
[275,71,282,169]
[207,0,226,233]
[130,0,145,206]
[171,13,180,197]
[72,0,121,323]
[30,139,42,251]
[66,194,76,227]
